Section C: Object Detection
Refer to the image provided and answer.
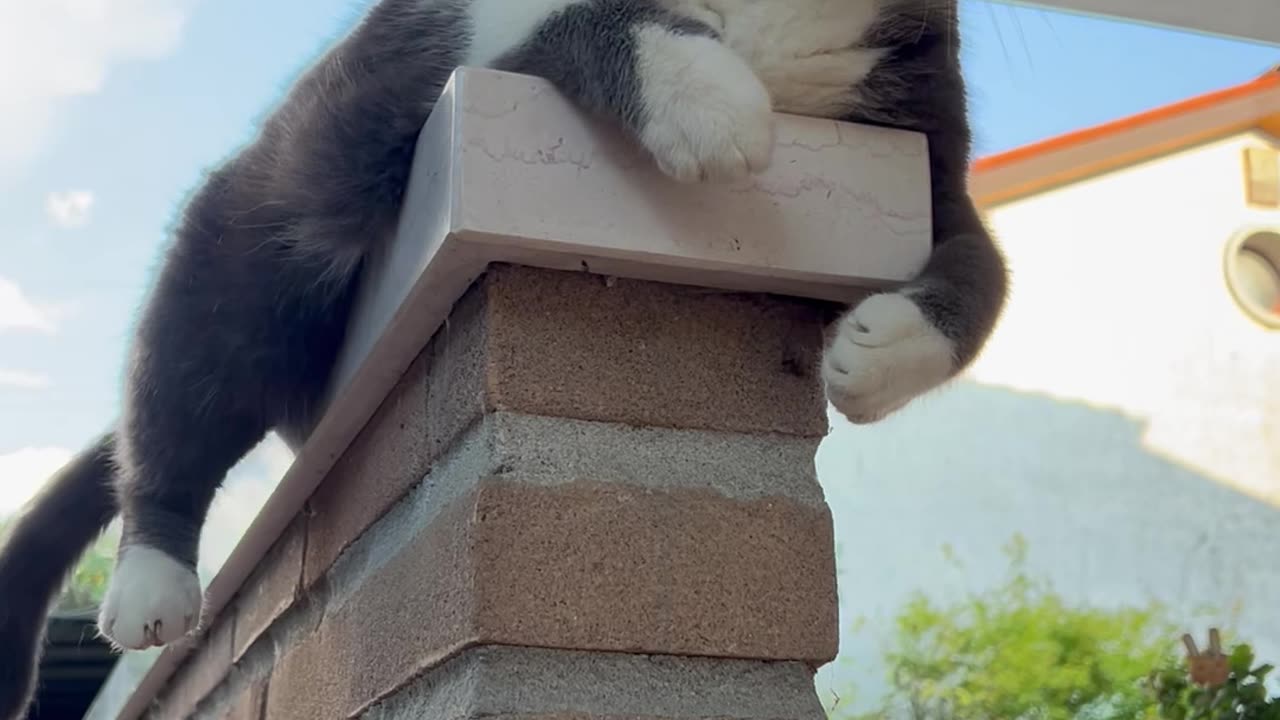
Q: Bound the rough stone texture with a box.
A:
[267,469,835,718]
[233,517,306,660]
[362,645,827,719]
[469,479,835,659]
[264,501,473,720]
[302,265,832,590]
[482,265,832,438]
[154,266,838,720]
[219,679,268,720]
[481,411,827,505]
[149,615,236,720]
[304,348,435,587]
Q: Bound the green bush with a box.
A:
[832,536,1182,720]
[1149,641,1278,720]
[0,516,118,613]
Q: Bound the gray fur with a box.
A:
[855,1,1009,367]
[0,1,1006,717]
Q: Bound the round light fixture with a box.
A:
[1225,228,1280,329]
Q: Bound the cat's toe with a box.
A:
[633,27,774,183]
[98,545,202,650]
[822,293,956,424]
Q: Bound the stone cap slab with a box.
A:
[95,67,930,720]
[334,66,931,396]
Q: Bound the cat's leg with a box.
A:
[823,72,1009,424]
[95,4,465,648]
[97,301,271,648]
[98,392,265,649]
[98,223,355,649]
[822,200,1007,423]
[469,0,775,183]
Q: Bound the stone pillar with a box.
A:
[99,66,932,720]
[261,264,838,718]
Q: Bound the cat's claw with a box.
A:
[823,293,957,424]
[633,26,774,183]
[98,545,202,650]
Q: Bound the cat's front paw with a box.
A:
[823,293,956,424]
[98,545,202,650]
[633,27,774,183]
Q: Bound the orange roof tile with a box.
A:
[970,67,1280,207]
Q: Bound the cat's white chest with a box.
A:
[664,0,885,117]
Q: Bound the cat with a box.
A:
[0,1,1007,717]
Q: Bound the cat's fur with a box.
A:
[0,1,1006,717]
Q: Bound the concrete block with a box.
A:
[148,617,234,720]
[233,518,306,660]
[363,646,827,720]
[269,411,836,718]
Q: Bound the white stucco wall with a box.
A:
[816,130,1280,712]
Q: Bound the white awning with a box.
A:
[1000,0,1280,46]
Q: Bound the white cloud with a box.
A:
[45,190,96,228]
[0,276,60,334]
[0,446,73,515]
[0,0,195,176]
[0,369,52,389]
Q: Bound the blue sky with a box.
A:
[0,2,1276,516]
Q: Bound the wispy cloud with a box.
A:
[0,446,73,515]
[0,0,196,178]
[0,276,60,334]
[45,190,96,228]
[0,369,53,390]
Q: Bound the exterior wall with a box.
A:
[816,130,1280,710]
[974,130,1280,502]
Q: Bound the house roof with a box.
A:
[970,66,1280,207]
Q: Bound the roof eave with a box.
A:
[971,74,1280,208]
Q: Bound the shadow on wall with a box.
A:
[814,379,1280,711]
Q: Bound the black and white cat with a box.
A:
[0,1,1007,716]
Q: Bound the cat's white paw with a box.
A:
[823,293,956,424]
[633,26,774,183]
[98,545,202,650]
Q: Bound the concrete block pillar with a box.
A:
[97,67,932,720]
[322,264,840,718]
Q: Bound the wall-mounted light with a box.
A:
[1225,227,1280,329]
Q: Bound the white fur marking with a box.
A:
[633,24,774,183]
[822,293,956,423]
[98,545,202,650]
[665,0,885,117]
[464,0,587,68]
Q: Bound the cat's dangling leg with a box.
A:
[822,104,1009,424]
[97,217,359,649]
[97,322,272,649]
[472,0,775,184]
[98,400,266,649]
[822,203,1007,423]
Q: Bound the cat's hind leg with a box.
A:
[100,358,271,649]
[99,227,356,649]
[471,0,774,183]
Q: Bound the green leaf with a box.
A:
[1242,682,1267,703]
[1231,644,1256,677]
